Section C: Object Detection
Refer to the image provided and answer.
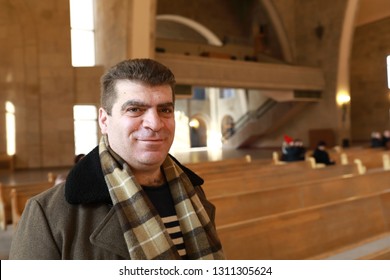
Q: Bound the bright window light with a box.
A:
[5,101,16,156]
[73,105,98,155]
[69,0,95,66]
[387,55,390,89]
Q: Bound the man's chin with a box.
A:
[136,152,166,166]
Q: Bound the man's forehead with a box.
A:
[121,99,174,107]
[115,80,172,94]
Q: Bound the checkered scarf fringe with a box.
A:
[99,135,225,260]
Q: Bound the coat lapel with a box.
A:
[89,206,129,259]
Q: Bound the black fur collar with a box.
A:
[65,146,204,205]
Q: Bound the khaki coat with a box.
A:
[9,147,215,259]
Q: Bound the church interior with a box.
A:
[1,0,390,260]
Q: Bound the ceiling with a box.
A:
[355,0,390,26]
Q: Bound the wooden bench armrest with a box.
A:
[0,184,6,230]
[10,188,21,228]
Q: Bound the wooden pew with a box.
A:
[0,183,14,230]
[203,162,359,198]
[195,159,313,181]
[0,154,15,172]
[10,183,53,228]
[335,147,390,170]
[211,169,390,226]
[217,188,390,260]
[185,153,331,182]
[0,180,53,230]
[184,155,256,175]
[356,150,390,169]
[189,149,351,181]
[187,150,364,185]
[185,155,252,167]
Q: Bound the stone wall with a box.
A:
[0,0,73,168]
[245,0,348,149]
[94,0,129,68]
[350,17,390,142]
[0,0,102,168]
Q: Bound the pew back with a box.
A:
[336,148,390,170]
[203,163,359,198]
[0,181,53,230]
[211,169,390,226]
[217,189,390,259]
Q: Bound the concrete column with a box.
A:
[335,0,359,144]
[128,0,156,58]
[207,88,222,149]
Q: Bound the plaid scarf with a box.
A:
[99,135,225,260]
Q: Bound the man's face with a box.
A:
[99,80,175,172]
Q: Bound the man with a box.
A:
[9,58,225,260]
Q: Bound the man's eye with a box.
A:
[160,107,173,114]
[127,107,141,113]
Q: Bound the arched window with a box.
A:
[5,101,16,156]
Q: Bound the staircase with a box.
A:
[223,99,314,148]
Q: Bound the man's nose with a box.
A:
[143,109,163,131]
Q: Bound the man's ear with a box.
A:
[98,107,109,134]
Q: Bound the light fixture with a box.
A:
[336,92,351,106]
[336,92,351,123]
[189,119,200,129]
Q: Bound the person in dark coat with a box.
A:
[282,137,306,162]
[382,130,390,148]
[312,141,335,165]
[370,131,383,148]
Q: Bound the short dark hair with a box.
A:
[100,58,176,115]
[317,141,326,147]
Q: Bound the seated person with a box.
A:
[281,135,294,161]
[291,139,306,161]
[282,137,306,162]
[382,130,390,148]
[312,141,335,165]
[370,131,383,148]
